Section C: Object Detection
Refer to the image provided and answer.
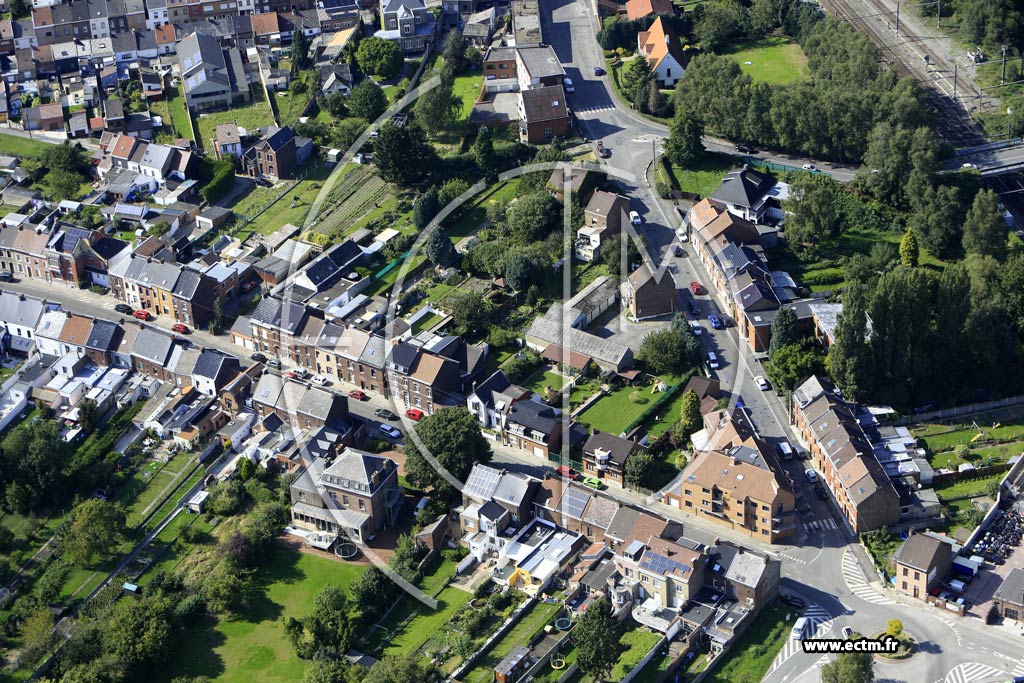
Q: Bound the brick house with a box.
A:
[621,263,676,321]
[582,430,642,487]
[892,533,952,600]
[518,85,570,144]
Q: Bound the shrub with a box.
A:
[200,157,236,203]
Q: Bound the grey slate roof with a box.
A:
[132,328,173,364]
[85,319,120,351]
[709,167,776,211]
[0,291,44,329]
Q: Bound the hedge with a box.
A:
[200,157,236,203]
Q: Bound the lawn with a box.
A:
[271,72,317,127]
[722,36,809,85]
[452,72,483,119]
[462,601,561,683]
[522,370,570,396]
[194,96,273,151]
[609,627,662,681]
[165,86,194,140]
[370,585,473,658]
[443,178,522,241]
[577,381,674,435]
[668,153,736,199]
[915,418,1024,453]
[410,311,446,335]
[705,603,789,683]
[933,472,1006,501]
[230,163,332,234]
[159,545,365,683]
[930,441,1024,469]
[0,135,56,159]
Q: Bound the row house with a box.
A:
[581,430,643,487]
[248,295,307,363]
[385,340,461,415]
[662,408,797,543]
[251,371,357,438]
[575,190,628,263]
[466,369,530,430]
[32,4,91,46]
[457,463,541,560]
[376,0,435,54]
[178,31,252,113]
[791,376,900,533]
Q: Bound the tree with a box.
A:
[61,499,127,567]
[364,654,442,683]
[103,595,176,671]
[413,186,440,229]
[899,227,919,266]
[347,81,388,123]
[826,284,874,402]
[694,0,747,51]
[622,55,653,105]
[10,0,27,18]
[442,29,466,74]
[333,118,368,150]
[636,328,691,376]
[236,456,256,481]
[573,597,619,681]
[20,608,55,666]
[46,169,85,200]
[471,127,496,173]
[962,189,1006,257]
[506,192,558,244]
[868,266,934,407]
[749,0,781,35]
[909,183,963,257]
[0,525,13,551]
[784,174,841,245]
[374,122,436,187]
[885,619,903,639]
[664,105,705,166]
[77,398,100,434]
[677,389,702,439]
[820,652,874,683]
[202,558,251,613]
[41,142,88,175]
[324,91,347,118]
[502,253,535,292]
[624,452,654,488]
[404,407,492,489]
[209,297,224,335]
[291,29,310,69]
[769,339,825,390]
[206,479,248,516]
[289,585,354,659]
[351,567,393,626]
[302,659,358,683]
[356,37,403,79]
[424,228,458,269]
[768,306,800,359]
[414,79,459,135]
[438,178,470,207]
[446,290,495,337]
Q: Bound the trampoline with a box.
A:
[554,617,572,631]
[335,542,359,560]
[550,658,566,669]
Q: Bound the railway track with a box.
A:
[817,0,990,146]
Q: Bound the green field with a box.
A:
[371,585,473,658]
[0,135,57,158]
[668,153,736,199]
[609,628,662,681]
[706,604,789,683]
[159,546,365,683]
[461,601,562,683]
[915,418,1024,453]
[578,380,676,435]
[195,96,274,152]
[230,164,332,234]
[452,73,483,119]
[723,37,809,85]
[933,472,1006,501]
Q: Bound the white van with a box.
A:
[776,442,794,461]
[791,617,809,640]
[564,77,575,93]
[706,352,720,370]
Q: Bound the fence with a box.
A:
[620,636,668,683]
[964,454,1024,550]
[236,162,322,228]
[892,394,1024,425]
[449,596,538,681]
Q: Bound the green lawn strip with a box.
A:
[419,557,458,595]
[705,603,790,683]
[452,73,483,119]
[930,441,1024,469]
[462,601,562,683]
[522,370,570,395]
[373,585,473,658]
[721,36,809,85]
[0,136,55,158]
[195,99,275,152]
[410,311,446,335]
[138,514,216,585]
[609,627,662,681]
[159,545,365,683]
[534,643,577,683]
[916,419,1024,453]
[57,565,102,602]
[443,179,521,241]
[630,649,675,683]
[166,87,194,140]
[578,383,667,435]
[140,465,205,534]
[668,153,737,199]
[230,164,332,234]
[122,469,177,526]
[272,73,318,127]
[933,472,1006,501]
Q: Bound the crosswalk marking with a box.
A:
[842,548,895,605]
[767,603,834,674]
[937,616,963,646]
[574,104,616,114]
[803,518,838,533]
[775,551,808,565]
[943,662,1011,683]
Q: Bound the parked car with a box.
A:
[375,408,399,421]
[674,245,685,257]
[780,594,807,610]
[841,626,853,639]
[814,484,828,500]
[689,320,702,336]
[689,281,705,295]
[348,389,367,400]
[0,271,13,282]
[582,476,603,490]
[133,310,151,321]
[736,144,757,154]
[564,77,575,93]
[379,424,401,439]
[171,323,190,334]
[629,210,641,225]
[405,408,424,421]
[708,314,724,330]
[804,469,818,483]
[594,140,609,158]
[311,374,330,386]
[802,163,817,171]
[292,367,309,380]
[556,465,579,480]
[114,303,133,315]
[250,352,268,363]
[754,375,769,390]
[688,301,701,316]
[267,358,282,370]
[594,66,606,76]
[706,352,720,369]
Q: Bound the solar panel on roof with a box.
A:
[115,203,145,217]
[562,487,590,519]
[640,552,691,577]
[465,466,500,499]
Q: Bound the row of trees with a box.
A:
[673,16,932,162]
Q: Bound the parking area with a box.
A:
[959,506,1024,619]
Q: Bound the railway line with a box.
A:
[817,0,990,147]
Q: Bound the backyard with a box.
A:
[158,546,365,683]
[271,72,318,127]
[666,153,736,199]
[370,585,474,659]
[705,603,789,683]
[228,163,332,234]
[722,36,809,85]
[609,627,662,681]
[577,377,679,435]
[194,93,274,152]
[150,86,194,141]
[460,601,562,683]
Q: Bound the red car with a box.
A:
[242,280,257,293]
[171,323,190,334]
[556,465,579,480]
[689,281,706,295]
[405,408,424,422]
[348,389,367,401]
[133,310,151,321]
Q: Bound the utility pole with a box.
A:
[895,1,900,37]
[953,63,958,102]
[936,0,941,29]
[1002,45,1009,85]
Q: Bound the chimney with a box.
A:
[737,547,744,555]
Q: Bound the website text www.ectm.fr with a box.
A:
[801,636,900,654]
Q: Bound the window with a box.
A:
[685,500,692,508]
[342,495,349,505]
[666,68,671,78]
[902,567,908,576]
[358,499,365,510]
[914,571,920,580]
[902,581,907,590]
